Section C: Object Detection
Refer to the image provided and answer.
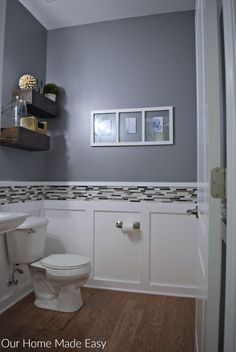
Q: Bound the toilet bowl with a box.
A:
[30,254,91,312]
[6,217,91,313]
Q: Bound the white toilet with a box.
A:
[6,216,91,313]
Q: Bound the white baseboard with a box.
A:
[0,283,33,314]
[86,279,203,298]
[195,329,199,352]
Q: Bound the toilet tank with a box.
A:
[6,216,49,264]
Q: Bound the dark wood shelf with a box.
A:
[0,127,50,151]
[13,89,58,118]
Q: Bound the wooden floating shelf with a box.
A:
[13,89,58,118]
[0,127,50,151]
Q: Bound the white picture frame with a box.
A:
[90,106,174,146]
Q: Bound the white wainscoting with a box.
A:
[149,213,199,295]
[0,199,205,313]
[0,201,44,313]
[44,200,203,298]
[93,210,142,283]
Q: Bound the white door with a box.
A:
[195,0,223,351]
[195,1,208,350]
[222,0,236,351]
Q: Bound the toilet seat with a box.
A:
[30,254,91,279]
[41,254,90,270]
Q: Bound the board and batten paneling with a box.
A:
[44,200,201,297]
[150,213,198,288]
[94,211,142,283]
[45,207,93,262]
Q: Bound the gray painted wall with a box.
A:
[0,0,6,125]
[0,0,47,181]
[46,11,197,182]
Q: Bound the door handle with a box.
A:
[186,206,199,218]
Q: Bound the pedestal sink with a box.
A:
[0,212,29,234]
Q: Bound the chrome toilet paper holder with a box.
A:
[115,221,140,229]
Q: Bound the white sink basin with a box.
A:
[0,212,29,234]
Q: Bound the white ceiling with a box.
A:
[19,0,195,30]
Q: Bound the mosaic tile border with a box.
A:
[0,186,44,205]
[44,185,197,202]
[0,185,197,205]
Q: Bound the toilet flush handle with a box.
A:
[186,206,199,218]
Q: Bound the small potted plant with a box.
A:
[43,83,60,102]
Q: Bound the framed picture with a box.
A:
[152,117,163,133]
[93,113,116,143]
[119,111,142,143]
[144,108,173,144]
[91,106,173,146]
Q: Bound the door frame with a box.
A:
[195,1,225,350]
[223,0,236,350]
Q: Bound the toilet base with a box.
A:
[34,286,83,313]
[30,258,90,313]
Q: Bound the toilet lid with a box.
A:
[41,254,90,269]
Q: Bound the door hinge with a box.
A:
[211,167,226,199]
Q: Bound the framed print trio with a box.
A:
[91,106,173,146]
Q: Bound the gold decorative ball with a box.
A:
[19,74,37,90]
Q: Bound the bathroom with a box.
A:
[0,0,235,351]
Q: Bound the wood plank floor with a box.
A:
[0,288,195,352]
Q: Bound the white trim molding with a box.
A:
[0,181,197,187]
[0,284,32,315]
[223,0,236,350]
